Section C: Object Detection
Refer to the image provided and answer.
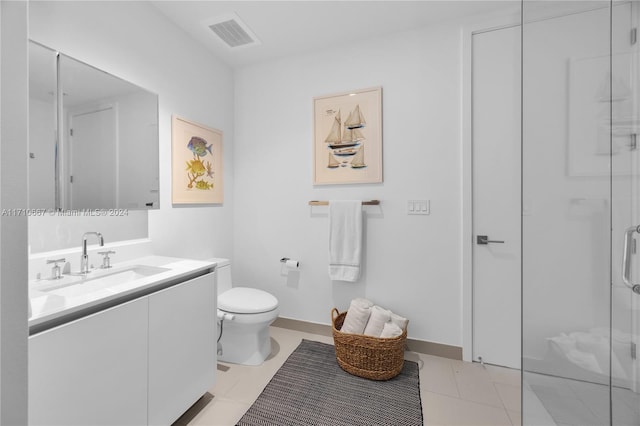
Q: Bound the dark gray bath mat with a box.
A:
[237,339,423,426]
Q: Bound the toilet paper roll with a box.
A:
[285,259,299,269]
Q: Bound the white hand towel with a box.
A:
[341,298,373,334]
[390,312,408,331]
[380,322,403,338]
[328,200,362,282]
[363,305,391,337]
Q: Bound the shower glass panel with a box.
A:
[610,2,640,423]
[523,1,640,424]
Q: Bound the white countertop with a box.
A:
[29,255,216,331]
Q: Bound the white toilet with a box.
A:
[213,258,279,365]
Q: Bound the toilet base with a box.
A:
[217,311,277,366]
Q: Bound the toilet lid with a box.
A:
[218,287,279,314]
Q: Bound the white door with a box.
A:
[69,106,116,209]
[471,25,521,369]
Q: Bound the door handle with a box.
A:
[477,235,505,245]
[622,225,640,294]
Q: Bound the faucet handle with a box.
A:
[97,251,115,269]
[46,258,66,280]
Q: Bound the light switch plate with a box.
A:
[408,200,430,215]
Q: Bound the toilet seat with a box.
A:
[218,287,278,314]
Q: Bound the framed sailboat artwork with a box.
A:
[313,87,382,185]
[171,115,224,204]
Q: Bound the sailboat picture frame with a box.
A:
[313,87,382,185]
[171,115,224,205]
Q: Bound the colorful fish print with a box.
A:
[185,159,206,175]
[187,136,213,157]
[195,180,214,190]
[185,136,215,190]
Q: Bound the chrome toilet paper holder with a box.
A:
[280,257,299,267]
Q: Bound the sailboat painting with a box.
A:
[313,87,382,184]
[345,104,366,129]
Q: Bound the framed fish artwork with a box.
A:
[171,115,223,204]
[313,87,382,185]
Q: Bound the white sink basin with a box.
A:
[42,265,170,298]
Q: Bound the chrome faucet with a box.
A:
[80,232,104,274]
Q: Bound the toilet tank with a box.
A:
[210,258,232,294]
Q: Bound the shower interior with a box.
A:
[522,1,640,424]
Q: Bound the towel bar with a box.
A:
[308,200,380,206]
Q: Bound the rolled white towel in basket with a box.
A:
[363,305,392,337]
[390,312,408,332]
[341,298,373,334]
[380,322,404,338]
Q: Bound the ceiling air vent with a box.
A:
[206,13,260,49]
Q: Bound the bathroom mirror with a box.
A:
[28,41,160,210]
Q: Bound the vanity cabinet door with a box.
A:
[29,297,148,426]
[147,272,216,425]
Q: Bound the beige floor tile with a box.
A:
[451,359,493,385]
[209,364,251,398]
[418,353,460,398]
[187,397,251,426]
[302,332,334,345]
[223,366,274,405]
[456,380,504,408]
[507,410,522,426]
[486,364,521,386]
[423,391,513,426]
[421,353,455,369]
[420,366,460,398]
[495,382,522,412]
[269,326,305,346]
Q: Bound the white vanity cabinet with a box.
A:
[148,273,216,425]
[28,271,216,426]
[29,297,149,426]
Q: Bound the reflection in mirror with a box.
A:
[29,42,57,209]
[28,41,160,210]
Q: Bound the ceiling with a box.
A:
[151,1,519,69]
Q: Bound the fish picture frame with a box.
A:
[313,87,382,185]
[171,115,223,204]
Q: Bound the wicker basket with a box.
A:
[331,308,407,381]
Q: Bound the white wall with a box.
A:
[28,1,235,261]
[234,24,463,346]
[0,1,29,423]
